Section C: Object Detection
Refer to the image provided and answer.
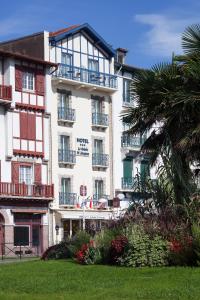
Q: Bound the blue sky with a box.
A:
[0,0,199,68]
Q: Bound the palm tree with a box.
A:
[123,24,200,205]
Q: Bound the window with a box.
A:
[95,180,104,199]
[58,93,70,110]
[61,178,71,194]
[19,165,32,185]
[88,59,99,72]
[94,139,103,154]
[123,79,131,104]
[62,53,72,65]
[92,99,103,113]
[14,226,29,246]
[23,71,35,91]
[59,135,70,151]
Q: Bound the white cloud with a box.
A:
[134,14,199,57]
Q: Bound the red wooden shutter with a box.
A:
[15,65,23,91]
[27,114,36,140]
[20,112,28,139]
[12,162,19,184]
[34,164,41,184]
[36,69,45,95]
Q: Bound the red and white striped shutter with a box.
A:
[12,162,19,184]
[28,114,36,140]
[34,164,41,184]
[15,65,23,91]
[20,112,28,139]
[36,69,45,96]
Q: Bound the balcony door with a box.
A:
[88,59,99,83]
[60,178,71,205]
[92,99,103,114]
[61,53,73,78]
[19,165,32,195]
[58,93,70,120]
[60,135,70,151]
[94,139,103,154]
[95,180,104,200]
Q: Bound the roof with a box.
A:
[49,23,115,58]
[0,48,57,67]
[49,24,80,37]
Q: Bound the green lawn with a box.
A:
[0,260,200,300]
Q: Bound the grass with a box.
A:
[0,260,200,300]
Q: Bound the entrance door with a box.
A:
[0,214,5,255]
[72,220,79,236]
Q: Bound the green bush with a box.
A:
[68,231,91,257]
[192,223,200,265]
[118,225,168,267]
[95,227,122,263]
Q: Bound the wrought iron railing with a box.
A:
[59,192,77,205]
[0,182,54,198]
[58,149,76,164]
[54,64,117,89]
[92,112,109,127]
[92,194,110,207]
[121,134,146,148]
[121,177,135,189]
[0,84,12,101]
[58,107,75,122]
[92,153,109,167]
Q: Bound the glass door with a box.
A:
[19,165,32,195]
[88,59,99,83]
[95,180,104,200]
[61,53,73,78]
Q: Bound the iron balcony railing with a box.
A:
[0,84,12,101]
[0,182,54,198]
[92,112,109,127]
[92,153,109,167]
[58,107,75,122]
[59,192,77,205]
[121,177,135,189]
[121,134,146,148]
[92,194,110,207]
[58,149,76,164]
[54,64,117,89]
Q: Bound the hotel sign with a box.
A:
[76,138,89,156]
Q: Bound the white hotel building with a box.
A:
[0,23,152,246]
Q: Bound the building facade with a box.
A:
[0,50,54,254]
[0,23,155,247]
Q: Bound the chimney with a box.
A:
[116,48,128,64]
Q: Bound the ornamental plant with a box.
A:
[75,240,101,265]
[108,235,128,264]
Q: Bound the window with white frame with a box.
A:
[23,71,35,90]
[94,180,104,198]
[19,166,32,185]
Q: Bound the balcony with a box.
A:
[53,64,117,92]
[92,153,109,167]
[121,134,146,148]
[58,149,76,164]
[121,177,135,190]
[0,85,12,104]
[92,194,111,208]
[0,182,54,199]
[59,192,77,205]
[92,112,109,128]
[58,107,75,123]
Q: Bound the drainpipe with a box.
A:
[109,95,114,199]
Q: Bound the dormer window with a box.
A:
[23,71,35,91]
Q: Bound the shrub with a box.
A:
[41,241,71,260]
[95,227,122,263]
[168,235,194,266]
[192,223,200,265]
[117,225,168,267]
[75,240,101,265]
[109,235,128,264]
[68,231,90,257]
